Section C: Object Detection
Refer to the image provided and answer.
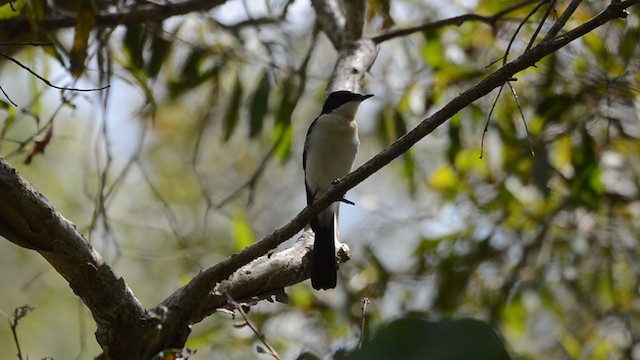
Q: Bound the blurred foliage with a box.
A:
[0,0,639,359]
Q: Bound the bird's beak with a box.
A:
[359,94,374,101]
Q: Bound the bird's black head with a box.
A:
[321,90,374,115]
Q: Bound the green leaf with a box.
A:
[124,25,145,69]
[168,51,219,98]
[69,1,95,77]
[0,101,16,139]
[348,317,510,360]
[421,31,443,70]
[0,0,26,20]
[274,78,296,126]
[232,209,255,251]
[532,142,551,197]
[223,76,243,142]
[393,110,415,193]
[618,26,640,64]
[447,113,461,165]
[272,78,297,163]
[296,351,322,360]
[146,34,172,78]
[248,72,271,138]
[569,128,604,208]
[27,0,45,22]
[273,121,293,163]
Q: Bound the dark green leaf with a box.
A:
[124,25,145,69]
[532,142,551,197]
[69,2,94,77]
[296,351,322,360]
[26,0,44,22]
[223,76,243,142]
[274,78,296,126]
[146,34,172,78]
[570,128,604,208]
[348,317,510,360]
[168,51,219,98]
[394,110,416,193]
[249,72,271,138]
[447,113,461,164]
[0,100,16,139]
[272,78,297,162]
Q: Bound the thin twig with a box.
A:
[526,0,556,51]
[358,297,371,349]
[507,81,535,156]
[226,294,280,360]
[480,85,505,159]
[503,0,550,65]
[0,85,17,106]
[0,305,35,360]
[0,51,109,92]
[542,0,583,42]
[0,41,52,46]
[372,0,542,43]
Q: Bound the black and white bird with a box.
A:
[303,90,374,290]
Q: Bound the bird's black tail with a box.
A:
[310,213,337,290]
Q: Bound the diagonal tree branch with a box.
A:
[0,158,147,359]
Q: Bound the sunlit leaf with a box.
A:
[223,76,243,142]
[69,1,95,77]
[428,164,458,193]
[249,72,271,138]
[0,0,25,19]
[0,100,16,139]
[232,209,255,251]
[421,31,443,70]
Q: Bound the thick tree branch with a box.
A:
[311,0,346,48]
[210,230,348,312]
[343,0,366,44]
[0,158,147,359]
[0,0,226,36]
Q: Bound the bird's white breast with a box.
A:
[305,114,359,196]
